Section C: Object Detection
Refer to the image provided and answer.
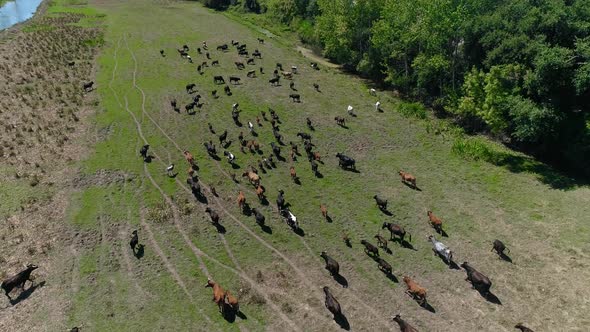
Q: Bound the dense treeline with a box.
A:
[197,0,590,178]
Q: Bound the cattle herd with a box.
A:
[0,36,535,332]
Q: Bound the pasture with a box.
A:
[1,0,590,331]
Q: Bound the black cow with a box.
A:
[323,287,342,318]
[392,314,419,332]
[205,207,220,225]
[296,132,311,141]
[492,240,510,257]
[320,252,339,276]
[276,190,285,211]
[216,44,228,51]
[269,77,280,86]
[218,130,228,145]
[373,195,387,211]
[515,323,535,332]
[229,76,241,84]
[83,81,94,92]
[376,257,392,275]
[270,142,281,157]
[186,83,196,94]
[335,153,356,170]
[360,240,379,257]
[130,230,139,252]
[1,264,39,300]
[213,76,225,84]
[140,144,149,160]
[252,208,265,226]
[461,262,492,295]
[289,94,301,102]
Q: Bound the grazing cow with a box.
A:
[248,121,254,133]
[235,61,245,69]
[160,49,165,56]
[140,144,150,160]
[247,70,256,77]
[223,291,239,314]
[187,55,193,63]
[306,117,313,130]
[323,286,342,318]
[403,276,427,305]
[183,150,195,166]
[282,71,293,79]
[491,239,510,257]
[218,130,228,145]
[342,233,351,247]
[237,191,246,210]
[211,60,219,66]
[347,105,355,116]
[289,81,296,90]
[214,76,225,84]
[320,204,328,220]
[197,47,202,54]
[247,58,255,65]
[170,99,177,108]
[291,65,298,74]
[205,207,220,225]
[276,63,283,70]
[257,37,264,44]
[252,208,265,226]
[130,230,139,252]
[514,323,535,332]
[269,77,280,86]
[336,153,356,170]
[399,170,417,187]
[201,61,209,68]
[382,222,411,243]
[374,234,388,251]
[282,208,299,230]
[296,132,311,141]
[311,62,319,70]
[461,262,492,295]
[320,252,339,276]
[253,50,262,58]
[289,94,301,102]
[313,152,321,163]
[187,177,201,195]
[428,235,453,263]
[1,264,39,301]
[238,50,248,57]
[392,314,419,332]
[231,40,239,46]
[224,85,232,95]
[255,184,266,200]
[334,116,346,126]
[229,76,241,84]
[276,190,285,211]
[369,88,376,96]
[83,81,94,92]
[224,151,236,165]
[376,257,392,275]
[204,140,217,156]
[360,240,379,257]
[205,279,225,313]
[270,142,281,157]
[216,44,228,51]
[232,110,240,124]
[373,195,387,211]
[186,83,196,94]
[290,166,297,182]
[375,101,381,111]
[166,164,175,177]
[206,52,211,59]
[313,83,320,92]
[242,171,260,186]
[427,211,443,233]
[185,103,195,113]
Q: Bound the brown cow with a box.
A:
[392,314,419,332]
[403,276,427,305]
[224,290,240,314]
[290,166,297,182]
[242,171,260,186]
[374,234,388,251]
[399,170,416,187]
[320,204,328,220]
[183,150,195,166]
[237,191,246,210]
[205,279,225,313]
[427,211,443,233]
[313,152,321,162]
[255,185,265,201]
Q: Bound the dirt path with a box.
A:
[295,46,340,69]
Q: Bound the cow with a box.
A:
[297,132,312,141]
[360,240,379,257]
[306,117,313,130]
[83,81,94,92]
[491,239,510,257]
[255,184,266,201]
[247,58,255,65]
[276,190,285,211]
[270,142,281,157]
[323,286,342,318]
[428,235,453,264]
[252,208,265,226]
[211,60,219,66]
[403,276,427,305]
[336,153,356,170]
[382,222,411,244]
[237,191,246,211]
[186,83,196,94]
[282,208,299,230]
[257,37,264,44]
[242,171,260,186]
[320,204,328,220]
[461,262,492,295]
[229,76,241,84]
[205,207,220,225]
[183,150,195,166]
[289,94,301,102]
[373,195,387,211]
[311,160,319,175]
[214,76,225,84]
[224,85,232,95]
[334,116,346,126]
[320,252,339,276]
[392,314,419,332]
[290,166,297,182]
[427,211,443,234]
[374,234,388,251]
[235,61,245,70]
[1,264,39,301]
[140,144,150,160]
[218,130,228,145]
[130,230,139,252]
[514,323,535,332]
[216,44,228,51]
[313,83,320,91]
[399,170,417,187]
[160,49,165,57]
[205,279,225,313]
[269,77,280,86]
[376,257,392,275]
[204,140,217,156]
[224,151,236,165]
[247,70,256,77]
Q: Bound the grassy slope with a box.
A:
[61,0,590,331]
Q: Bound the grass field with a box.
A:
[1,0,590,331]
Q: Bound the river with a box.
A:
[0,0,43,30]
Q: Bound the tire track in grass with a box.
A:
[123,35,392,330]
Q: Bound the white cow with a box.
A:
[428,235,453,263]
[375,101,381,111]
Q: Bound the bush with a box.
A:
[398,102,427,119]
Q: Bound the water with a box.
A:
[0,0,44,30]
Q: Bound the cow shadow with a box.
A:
[222,141,232,149]
[314,171,324,179]
[294,178,301,185]
[384,272,398,283]
[214,223,227,234]
[383,247,393,255]
[380,209,393,216]
[400,240,417,251]
[260,224,272,234]
[242,204,252,216]
[259,197,269,206]
[438,229,449,237]
[482,291,502,305]
[251,131,258,137]
[236,311,247,320]
[9,281,46,306]
[195,193,208,204]
[334,313,350,330]
[334,274,348,288]
[234,120,242,127]
[276,155,286,162]
[447,260,461,270]
[294,227,305,237]
[337,124,349,129]
[346,168,360,174]
[134,244,145,259]
[231,163,241,169]
[420,301,436,313]
[209,154,221,161]
[402,182,422,191]
[143,155,154,163]
[326,215,333,223]
[498,253,513,263]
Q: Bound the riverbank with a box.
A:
[0,0,47,32]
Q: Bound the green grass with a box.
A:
[0,167,52,220]
[35,0,590,330]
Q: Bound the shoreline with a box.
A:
[0,0,49,36]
